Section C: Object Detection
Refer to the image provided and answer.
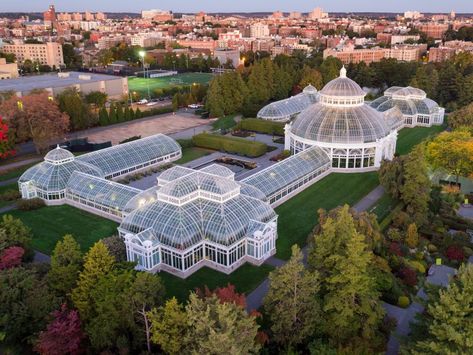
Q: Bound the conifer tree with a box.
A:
[48,235,82,297]
[407,264,473,354]
[71,241,115,321]
[148,297,188,354]
[264,244,320,348]
[405,223,419,249]
[98,106,109,126]
[309,205,384,349]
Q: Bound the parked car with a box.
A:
[188,104,203,109]
[137,99,148,105]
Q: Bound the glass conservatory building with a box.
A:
[369,86,445,127]
[257,85,318,122]
[18,134,182,204]
[285,67,403,171]
[119,165,278,278]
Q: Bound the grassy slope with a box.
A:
[3,205,118,254]
[275,172,379,259]
[396,125,445,155]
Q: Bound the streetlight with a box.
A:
[139,50,150,99]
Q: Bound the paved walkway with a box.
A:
[33,251,51,263]
[245,183,385,312]
[0,157,41,173]
[353,185,385,212]
[458,206,473,220]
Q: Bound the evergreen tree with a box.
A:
[98,106,109,126]
[410,65,439,100]
[129,272,165,353]
[116,104,124,122]
[57,88,94,130]
[379,157,405,200]
[185,293,261,354]
[263,244,320,348]
[405,223,419,249]
[400,146,431,226]
[108,104,117,124]
[47,234,82,298]
[309,205,384,349]
[298,65,324,90]
[206,77,225,117]
[135,108,142,119]
[71,241,115,321]
[407,264,473,354]
[149,297,188,354]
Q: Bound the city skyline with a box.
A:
[1,0,471,13]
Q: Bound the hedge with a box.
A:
[236,118,285,136]
[192,133,267,158]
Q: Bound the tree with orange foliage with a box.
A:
[426,129,473,184]
[0,93,69,153]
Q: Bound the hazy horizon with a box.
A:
[1,1,471,14]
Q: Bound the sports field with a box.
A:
[128,72,213,95]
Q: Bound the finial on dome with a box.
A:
[340,65,347,78]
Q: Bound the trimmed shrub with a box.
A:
[399,267,417,286]
[389,242,403,256]
[446,245,465,261]
[192,133,267,157]
[236,118,285,136]
[176,139,194,149]
[0,190,21,202]
[408,260,426,274]
[398,296,410,308]
[119,136,141,144]
[16,198,45,211]
[427,244,438,253]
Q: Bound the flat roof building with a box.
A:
[1,42,64,68]
[0,71,128,99]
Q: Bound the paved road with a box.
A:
[0,157,41,173]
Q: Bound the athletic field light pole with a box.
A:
[139,50,151,99]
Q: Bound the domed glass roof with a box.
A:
[291,103,391,144]
[19,158,104,193]
[303,84,318,95]
[44,146,74,164]
[319,67,366,98]
[370,93,440,116]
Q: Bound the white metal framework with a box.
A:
[257,85,319,122]
[285,67,401,171]
[18,134,182,203]
[370,86,445,127]
[119,166,277,278]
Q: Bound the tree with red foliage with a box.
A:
[35,304,84,355]
[0,246,24,269]
[0,116,15,159]
[399,267,418,287]
[389,242,403,256]
[196,283,246,308]
[446,245,465,261]
[0,93,69,153]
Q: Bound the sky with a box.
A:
[2,0,472,13]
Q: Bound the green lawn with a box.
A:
[160,263,274,302]
[128,73,213,95]
[275,172,379,260]
[368,193,399,222]
[176,147,213,164]
[3,205,118,254]
[396,125,445,155]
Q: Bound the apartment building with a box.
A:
[0,58,19,79]
[1,42,64,68]
[250,23,270,38]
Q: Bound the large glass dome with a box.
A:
[291,104,390,144]
[319,66,366,98]
[290,67,391,144]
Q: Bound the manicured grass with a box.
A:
[396,125,445,155]
[0,182,18,195]
[128,73,212,95]
[176,147,213,164]
[212,115,237,131]
[275,172,379,260]
[3,205,118,254]
[160,263,274,302]
[368,193,399,222]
